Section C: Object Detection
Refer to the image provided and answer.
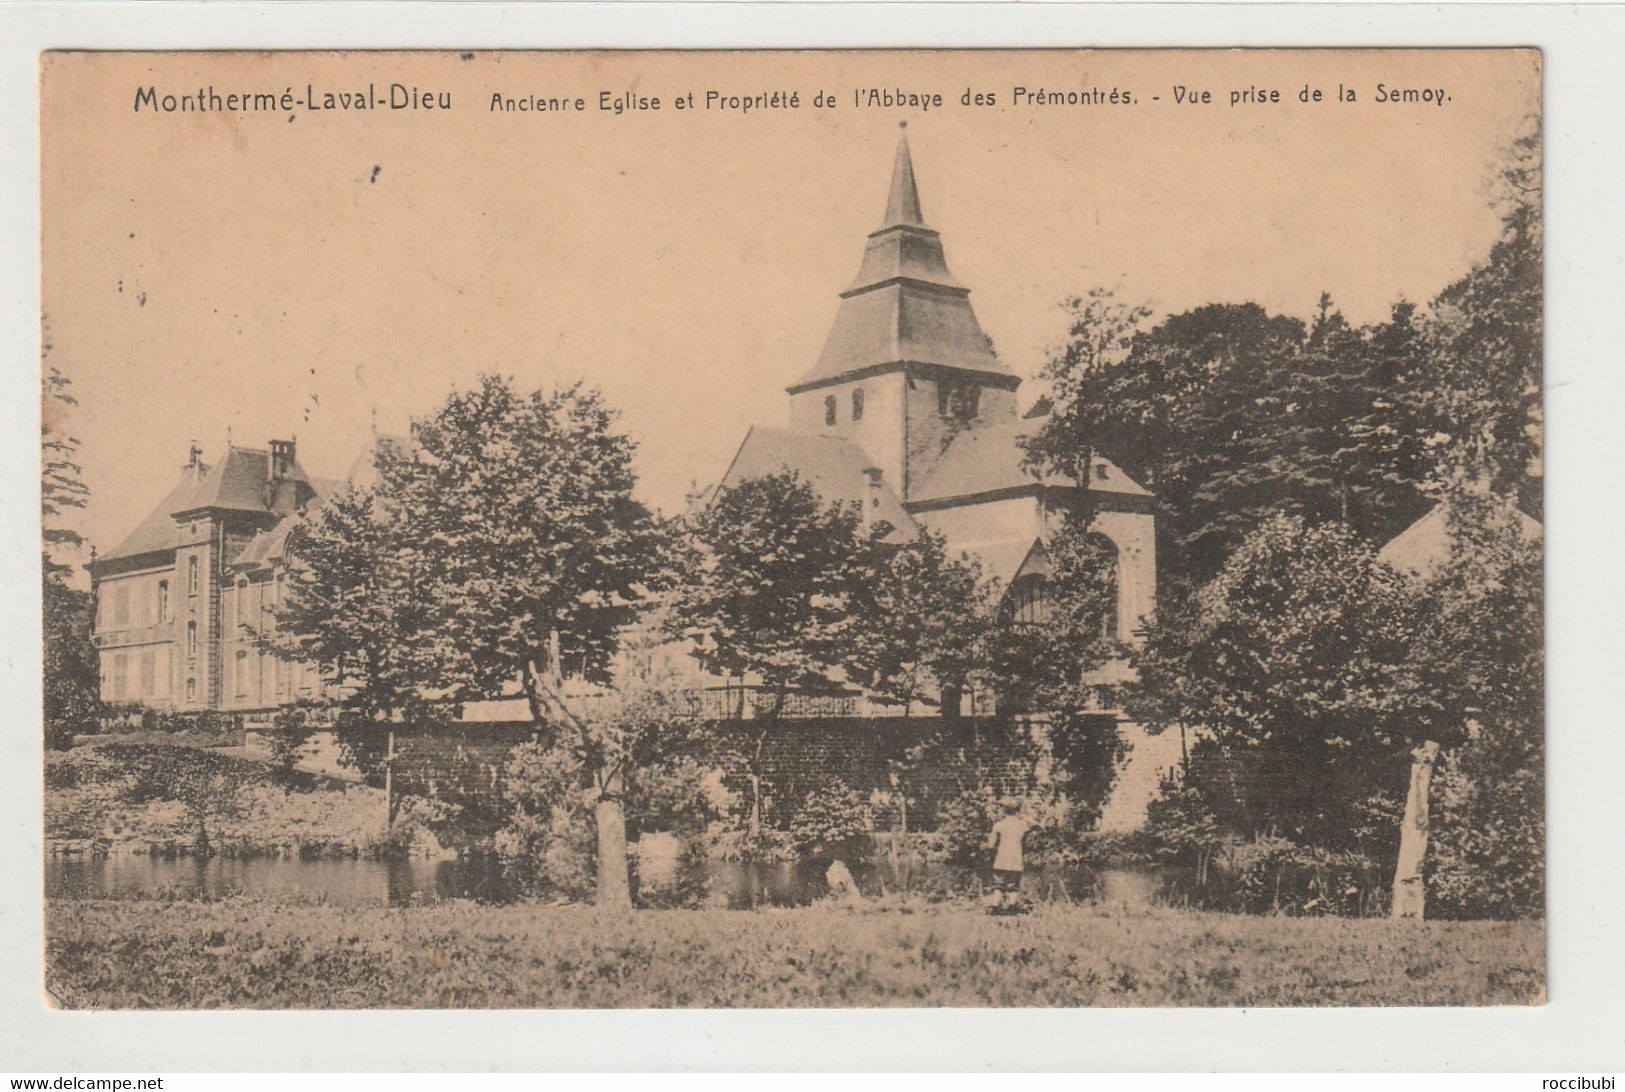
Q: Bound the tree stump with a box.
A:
[1391,739,1441,919]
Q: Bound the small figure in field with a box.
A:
[984,797,1031,915]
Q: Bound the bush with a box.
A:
[492,739,596,901]
[934,786,1000,868]
[1426,730,1544,920]
[1158,836,1388,916]
[1146,773,1224,865]
[375,795,462,860]
[630,755,735,838]
[786,781,873,863]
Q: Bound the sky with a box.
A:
[41,49,1538,557]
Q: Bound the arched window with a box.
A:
[185,677,196,702]
[824,394,837,426]
[235,578,248,627]
[234,650,248,698]
[186,620,197,657]
[851,388,865,422]
[1086,532,1121,641]
[187,555,199,594]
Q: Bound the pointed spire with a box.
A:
[789,125,1016,394]
[881,122,925,228]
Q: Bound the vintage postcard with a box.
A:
[40,48,1543,1009]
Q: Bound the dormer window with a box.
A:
[851,388,865,422]
[824,395,837,427]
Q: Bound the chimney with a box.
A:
[185,440,203,473]
[268,438,296,483]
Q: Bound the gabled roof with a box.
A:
[230,435,408,573]
[909,419,1150,506]
[1378,500,1543,580]
[233,514,302,571]
[954,536,1049,588]
[788,128,1015,394]
[716,425,918,539]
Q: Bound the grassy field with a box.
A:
[46,898,1544,1009]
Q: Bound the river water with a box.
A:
[46,853,1177,909]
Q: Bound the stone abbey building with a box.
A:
[88,129,1159,716]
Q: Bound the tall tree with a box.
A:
[41,339,98,748]
[666,471,867,836]
[1415,485,1544,918]
[1127,514,1439,848]
[1419,117,1543,517]
[1029,293,1442,595]
[273,375,663,904]
[1263,295,1435,544]
[276,474,449,723]
[390,375,662,719]
[41,359,90,580]
[844,528,991,717]
[1027,300,1307,593]
[390,374,664,906]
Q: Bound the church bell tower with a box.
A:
[786,124,1021,499]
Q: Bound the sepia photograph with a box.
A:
[38,47,1544,1011]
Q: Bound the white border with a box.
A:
[3,1,1622,1074]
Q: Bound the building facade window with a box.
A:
[185,677,196,702]
[234,651,248,698]
[139,650,157,696]
[236,578,248,628]
[1087,532,1121,641]
[111,653,128,700]
[938,380,980,421]
[187,555,199,594]
[824,394,837,426]
[1009,575,1048,627]
[156,580,169,622]
[112,584,130,627]
[186,620,197,657]
[851,388,864,422]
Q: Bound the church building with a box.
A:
[87,128,1159,724]
[714,126,1157,650]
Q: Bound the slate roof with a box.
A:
[909,419,1150,505]
[97,472,212,565]
[175,446,313,515]
[717,425,919,539]
[788,129,1015,394]
[96,445,321,567]
[229,437,405,573]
